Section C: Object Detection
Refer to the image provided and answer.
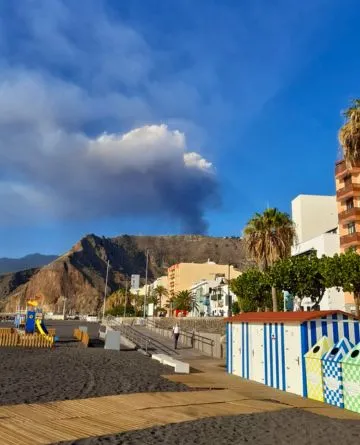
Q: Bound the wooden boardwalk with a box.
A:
[0,357,359,444]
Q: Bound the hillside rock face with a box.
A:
[3,234,248,313]
[0,268,39,311]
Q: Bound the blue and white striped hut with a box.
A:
[226,311,360,397]
[322,337,353,408]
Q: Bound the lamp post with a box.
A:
[123,278,128,318]
[227,263,232,317]
[62,296,67,320]
[102,260,110,320]
[143,249,149,318]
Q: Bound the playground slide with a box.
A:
[40,319,49,335]
[35,319,52,340]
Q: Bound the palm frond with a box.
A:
[339,99,360,167]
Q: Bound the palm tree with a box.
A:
[244,208,296,311]
[339,99,360,166]
[174,290,194,312]
[106,289,124,311]
[153,285,168,310]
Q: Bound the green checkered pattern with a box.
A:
[342,343,360,414]
[343,364,360,413]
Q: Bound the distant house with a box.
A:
[190,275,237,317]
[168,261,240,298]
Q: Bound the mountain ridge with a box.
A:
[0,254,58,274]
[1,234,249,313]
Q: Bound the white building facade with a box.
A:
[190,276,236,317]
[292,194,338,244]
[291,195,345,311]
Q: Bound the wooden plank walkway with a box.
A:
[0,357,358,444]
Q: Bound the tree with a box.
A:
[231,268,272,312]
[106,305,137,317]
[267,253,327,309]
[106,289,126,311]
[231,300,241,315]
[339,99,360,166]
[153,285,168,310]
[244,208,296,311]
[173,290,194,311]
[324,251,360,317]
[132,292,143,314]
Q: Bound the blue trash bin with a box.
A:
[322,337,353,408]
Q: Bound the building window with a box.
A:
[346,198,354,210]
[344,175,352,187]
[348,222,356,235]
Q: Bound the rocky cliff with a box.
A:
[3,234,248,313]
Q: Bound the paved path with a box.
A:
[132,325,209,360]
[0,356,359,444]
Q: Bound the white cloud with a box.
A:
[0,116,217,232]
[184,152,213,171]
[89,125,186,171]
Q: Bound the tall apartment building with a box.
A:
[167,261,241,297]
[292,194,338,244]
[335,159,360,251]
[291,194,344,310]
[335,159,360,313]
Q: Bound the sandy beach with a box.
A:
[1,321,360,445]
[55,409,360,445]
[0,321,189,406]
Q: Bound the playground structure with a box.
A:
[0,298,57,348]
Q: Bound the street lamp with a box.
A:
[227,263,232,317]
[123,277,128,318]
[143,249,149,318]
[102,260,110,320]
[62,296,67,319]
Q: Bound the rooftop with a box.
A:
[225,310,358,323]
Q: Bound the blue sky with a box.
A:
[0,0,359,257]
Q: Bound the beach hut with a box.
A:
[226,311,360,397]
[305,336,333,402]
[322,337,353,408]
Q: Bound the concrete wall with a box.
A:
[292,195,338,244]
[145,322,225,358]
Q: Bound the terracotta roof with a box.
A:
[224,310,358,323]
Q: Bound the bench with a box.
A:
[151,353,190,374]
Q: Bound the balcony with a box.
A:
[340,232,360,248]
[335,160,360,179]
[339,207,360,224]
[336,183,360,200]
[336,160,346,176]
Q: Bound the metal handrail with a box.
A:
[106,316,176,355]
[145,318,215,353]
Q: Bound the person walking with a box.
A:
[172,323,180,349]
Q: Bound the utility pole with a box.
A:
[227,263,232,318]
[143,249,149,318]
[123,278,128,318]
[62,296,67,319]
[102,260,110,320]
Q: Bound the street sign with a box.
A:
[131,274,140,290]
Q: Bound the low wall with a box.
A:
[117,317,226,335]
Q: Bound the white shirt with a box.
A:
[173,326,180,334]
